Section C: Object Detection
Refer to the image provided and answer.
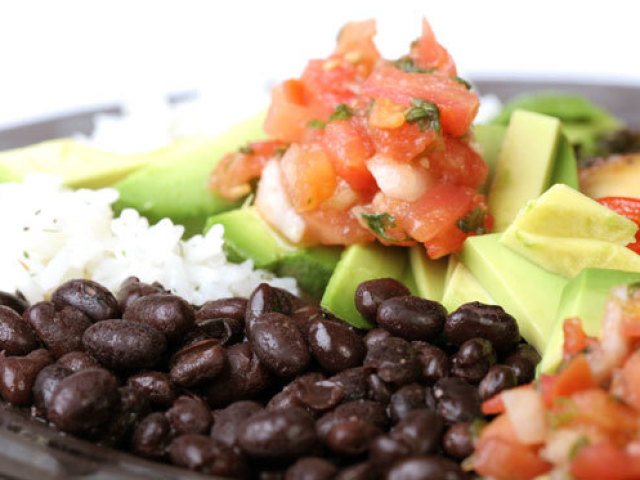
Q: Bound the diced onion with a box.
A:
[502,388,548,445]
[366,154,433,202]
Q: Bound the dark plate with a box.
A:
[0,79,637,479]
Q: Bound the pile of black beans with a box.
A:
[0,277,541,479]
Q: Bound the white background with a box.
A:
[1,0,639,130]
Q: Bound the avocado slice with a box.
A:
[0,138,150,188]
[441,261,495,313]
[400,258,420,297]
[488,110,561,232]
[114,111,267,236]
[473,124,506,193]
[276,246,343,299]
[538,268,640,374]
[550,133,579,189]
[321,243,407,329]
[460,233,568,351]
[408,245,447,302]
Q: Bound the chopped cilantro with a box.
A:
[394,57,435,74]
[629,281,640,296]
[328,104,354,121]
[452,76,472,90]
[404,98,441,133]
[307,119,326,129]
[274,145,290,156]
[569,436,589,460]
[457,207,488,234]
[239,144,254,155]
[361,212,410,243]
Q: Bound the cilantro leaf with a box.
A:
[328,104,354,122]
[404,98,441,133]
[394,57,435,74]
[361,212,411,243]
[457,207,489,234]
[307,119,326,129]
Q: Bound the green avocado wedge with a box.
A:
[409,245,447,302]
[321,243,407,329]
[114,111,267,236]
[460,233,568,352]
[539,268,640,374]
[441,261,495,313]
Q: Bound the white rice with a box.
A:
[0,173,298,304]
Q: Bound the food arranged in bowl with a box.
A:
[0,15,639,480]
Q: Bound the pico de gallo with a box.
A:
[209,19,490,259]
[468,284,640,480]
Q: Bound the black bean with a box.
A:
[369,434,413,469]
[367,373,392,404]
[166,395,212,435]
[102,385,151,447]
[211,400,264,448]
[478,365,518,400]
[204,342,271,407]
[245,283,299,333]
[411,341,449,385]
[33,363,72,413]
[47,367,119,435]
[442,422,474,461]
[377,296,446,341]
[317,400,388,440]
[24,302,92,358]
[329,367,369,402]
[0,291,29,315]
[450,338,496,384]
[335,462,377,480]
[355,278,410,323]
[249,312,311,377]
[297,379,345,412]
[392,409,443,455]
[83,319,166,370]
[267,372,325,414]
[325,419,382,456]
[363,328,392,350]
[285,457,338,480]
[446,302,520,354]
[385,455,468,480]
[0,349,52,405]
[364,337,420,386]
[389,384,427,424]
[187,317,244,346]
[170,339,227,387]
[123,294,194,341]
[307,317,366,373]
[132,412,173,460]
[126,371,176,409]
[116,277,166,312]
[56,351,101,372]
[197,297,247,323]
[0,305,37,355]
[51,279,119,322]
[238,407,317,459]
[291,306,324,340]
[168,434,247,478]
[504,344,542,384]
[432,378,481,424]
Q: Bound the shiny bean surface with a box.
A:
[51,279,119,322]
[123,294,194,340]
[126,371,177,408]
[285,457,338,480]
[450,338,496,384]
[0,305,37,355]
[478,364,518,400]
[132,412,172,460]
[0,349,53,405]
[364,337,420,385]
[166,395,212,435]
[170,339,227,387]
[0,291,29,314]
[377,296,446,341]
[308,317,365,373]
[355,278,410,323]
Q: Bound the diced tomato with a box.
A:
[360,65,479,137]
[570,441,640,480]
[367,117,439,162]
[410,18,457,76]
[280,143,337,212]
[597,197,640,254]
[300,59,359,115]
[621,350,640,411]
[563,317,591,358]
[301,208,374,245]
[209,140,286,200]
[540,355,596,408]
[264,81,314,143]
[333,19,380,77]
[322,117,377,196]
[368,97,406,129]
[482,393,506,415]
[426,135,488,189]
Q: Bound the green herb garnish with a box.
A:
[328,104,354,122]
[404,98,441,133]
[628,281,640,296]
[274,144,290,156]
[361,212,410,243]
[239,144,254,155]
[457,207,488,234]
[569,436,589,460]
[307,119,326,129]
[452,76,472,90]
[394,57,435,74]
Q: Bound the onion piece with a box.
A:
[366,154,433,202]
[502,387,548,445]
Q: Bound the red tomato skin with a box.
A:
[411,18,457,76]
[367,120,439,163]
[360,66,479,137]
[333,19,380,77]
[570,441,640,480]
[301,208,375,245]
[427,135,488,189]
[597,197,640,254]
[322,117,378,196]
[300,59,359,115]
[562,317,591,357]
[264,81,314,143]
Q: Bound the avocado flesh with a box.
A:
[204,206,342,298]
[441,261,495,313]
[0,138,150,188]
[488,110,561,232]
[114,111,267,237]
[473,124,506,193]
[460,234,568,352]
[539,268,640,374]
[550,133,579,189]
[321,243,407,329]
[409,245,447,302]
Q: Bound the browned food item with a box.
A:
[579,153,640,199]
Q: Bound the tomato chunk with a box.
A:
[597,197,640,254]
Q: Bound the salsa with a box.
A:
[468,284,640,480]
[209,19,490,258]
